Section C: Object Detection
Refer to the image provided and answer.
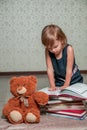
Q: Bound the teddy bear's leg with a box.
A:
[24,108,40,123]
[8,110,22,124]
[8,108,23,124]
[3,103,23,124]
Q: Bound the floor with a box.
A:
[0,74,87,118]
[0,115,87,130]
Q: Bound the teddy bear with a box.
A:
[2,75,49,124]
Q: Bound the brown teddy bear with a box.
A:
[2,75,49,124]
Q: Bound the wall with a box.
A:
[0,0,87,72]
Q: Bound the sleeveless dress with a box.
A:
[49,44,83,87]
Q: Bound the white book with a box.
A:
[39,83,87,100]
[48,99,62,104]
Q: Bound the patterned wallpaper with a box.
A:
[0,0,87,71]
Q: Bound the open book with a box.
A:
[39,83,87,100]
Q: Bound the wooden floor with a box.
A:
[0,115,87,130]
[0,74,87,118]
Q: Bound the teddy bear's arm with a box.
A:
[33,92,49,105]
[8,97,20,107]
[2,97,20,117]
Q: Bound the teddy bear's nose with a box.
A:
[17,86,27,94]
[17,86,22,91]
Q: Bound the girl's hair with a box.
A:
[41,24,67,48]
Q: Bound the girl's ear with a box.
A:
[10,77,17,84]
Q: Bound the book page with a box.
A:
[61,83,87,98]
[39,83,87,99]
[39,87,61,96]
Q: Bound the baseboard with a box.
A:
[0,71,47,76]
[0,70,87,76]
[80,70,87,74]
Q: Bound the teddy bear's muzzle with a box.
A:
[17,86,27,94]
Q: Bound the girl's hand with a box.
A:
[59,85,68,90]
[48,87,58,91]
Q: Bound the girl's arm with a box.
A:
[45,49,57,91]
[60,45,74,90]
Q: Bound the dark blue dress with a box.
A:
[49,44,83,87]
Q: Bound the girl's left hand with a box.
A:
[59,85,68,90]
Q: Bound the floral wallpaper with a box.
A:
[0,0,87,71]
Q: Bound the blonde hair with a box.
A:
[41,24,67,48]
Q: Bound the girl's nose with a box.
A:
[52,48,56,53]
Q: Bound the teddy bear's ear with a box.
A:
[28,76,37,83]
[10,77,17,84]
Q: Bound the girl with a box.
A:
[41,24,83,91]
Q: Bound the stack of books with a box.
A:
[39,83,87,120]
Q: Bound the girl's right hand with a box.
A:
[48,87,58,91]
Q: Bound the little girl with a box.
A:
[41,24,83,91]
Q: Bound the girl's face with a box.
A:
[47,40,63,56]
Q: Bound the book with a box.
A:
[46,112,87,120]
[52,109,87,117]
[48,98,82,105]
[39,83,87,100]
[47,102,85,111]
[47,100,83,105]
